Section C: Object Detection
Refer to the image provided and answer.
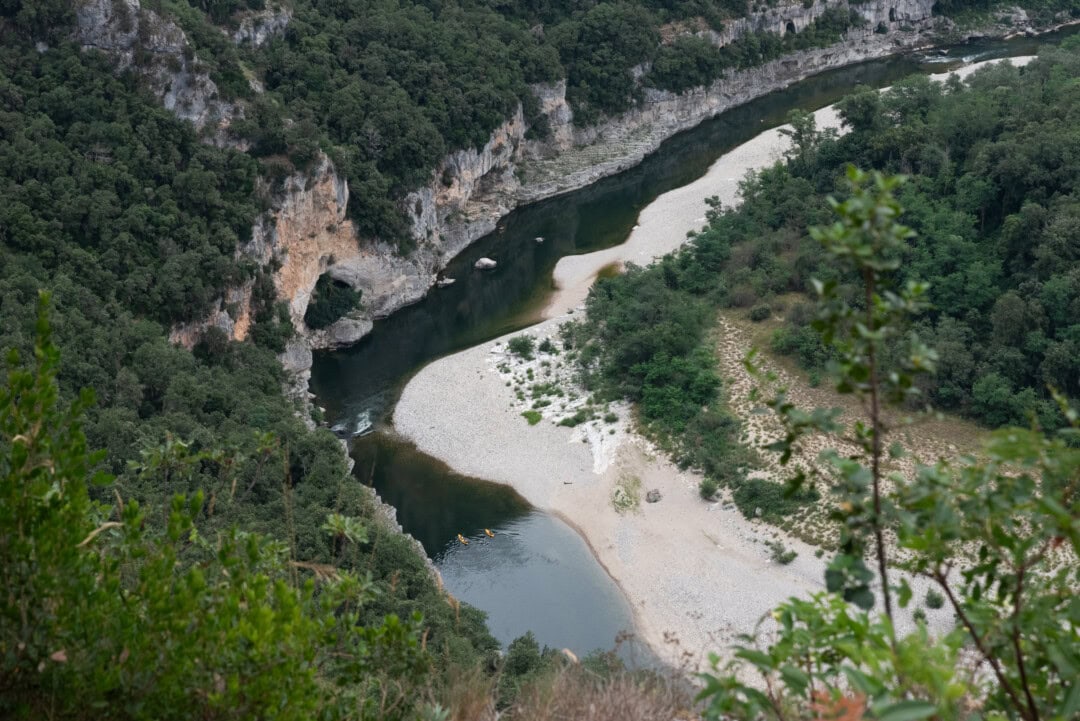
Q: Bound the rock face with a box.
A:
[520,0,942,200]
[96,0,1043,393]
[232,6,291,47]
[74,0,234,131]
[316,0,944,360]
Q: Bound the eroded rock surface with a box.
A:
[75,0,235,130]
[232,5,291,46]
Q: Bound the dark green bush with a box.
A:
[558,409,590,427]
[648,36,726,93]
[303,274,361,330]
[766,540,798,564]
[699,477,720,500]
[508,335,535,359]
[732,478,820,521]
[749,303,772,322]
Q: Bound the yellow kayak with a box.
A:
[484,528,495,538]
[457,533,469,545]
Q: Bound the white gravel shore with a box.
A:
[395,57,1034,669]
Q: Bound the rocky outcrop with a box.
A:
[519,0,941,199]
[702,0,933,45]
[232,5,291,47]
[74,0,235,131]
[169,281,254,348]
[152,0,1055,395]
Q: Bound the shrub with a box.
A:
[558,409,589,427]
[925,589,945,610]
[304,274,361,330]
[765,540,798,564]
[749,303,772,322]
[522,410,542,425]
[699,477,719,500]
[732,478,819,521]
[508,335,535,360]
[538,338,558,354]
[612,474,642,513]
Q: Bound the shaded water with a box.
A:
[311,29,1075,655]
[350,436,638,656]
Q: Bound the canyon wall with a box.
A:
[76,0,1054,390]
[273,0,947,382]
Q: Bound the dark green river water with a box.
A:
[309,29,1075,658]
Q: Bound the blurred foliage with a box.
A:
[0,299,433,719]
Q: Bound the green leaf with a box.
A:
[734,649,775,671]
[897,578,912,608]
[1059,677,1080,718]
[875,700,937,721]
[779,664,810,695]
[843,666,881,696]
[847,587,875,610]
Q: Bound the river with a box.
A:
[309,28,1076,659]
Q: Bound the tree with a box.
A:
[699,171,1079,720]
[0,296,431,720]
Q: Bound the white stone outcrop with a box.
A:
[232,6,291,47]
[75,0,235,131]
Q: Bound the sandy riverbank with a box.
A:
[546,55,1033,318]
[395,57,1033,669]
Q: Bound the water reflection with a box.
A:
[352,435,637,656]
[438,511,636,656]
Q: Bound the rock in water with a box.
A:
[646,489,662,503]
[474,257,497,270]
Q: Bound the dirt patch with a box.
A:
[714,307,987,547]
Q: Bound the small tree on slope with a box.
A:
[699,168,1079,721]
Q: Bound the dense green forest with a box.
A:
[568,40,1080,517]
[0,0,888,711]
[5,0,1079,246]
[182,0,875,242]
[0,12,501,713]
[2,305,653,718]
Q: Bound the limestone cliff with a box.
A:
[84,0,1055,390]
[272,0,946,382]
[74,0,235,132]
[519,0,942,198]
[232,5,292,47]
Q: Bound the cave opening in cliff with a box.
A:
[889,7,897,21]
[786,20,796,34]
